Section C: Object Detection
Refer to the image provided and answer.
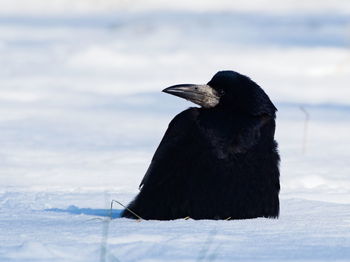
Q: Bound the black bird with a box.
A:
[121,71,280,220]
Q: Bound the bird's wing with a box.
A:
[139,109,198,189]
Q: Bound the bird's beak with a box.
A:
[162,84,220,108]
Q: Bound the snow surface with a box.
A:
[1,1,350,261]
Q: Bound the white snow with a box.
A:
[2,0,350,14]
[1,1,350,261]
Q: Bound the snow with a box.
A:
[1,193,350,262]
[2,0,350,14]
[1,1,350,261]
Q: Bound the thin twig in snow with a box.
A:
[300,106,310,154]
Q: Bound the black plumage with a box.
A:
[121,71,280,220]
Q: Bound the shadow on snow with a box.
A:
[45,205,123,219]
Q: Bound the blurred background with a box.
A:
[1,0,350,202]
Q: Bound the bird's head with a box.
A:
[163,70,277,116]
